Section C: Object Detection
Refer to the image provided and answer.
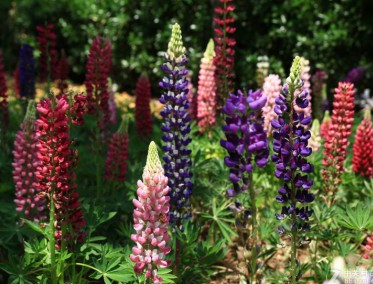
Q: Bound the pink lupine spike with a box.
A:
[130,142,171,283]
[262,74,282,137]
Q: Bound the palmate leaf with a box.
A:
[337,205,373,231]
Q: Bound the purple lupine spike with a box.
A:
[159,24,192,225]
[221,89,269,197]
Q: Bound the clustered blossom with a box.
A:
[271,56,315,234]
[36,95,86,249]
[13,101,46,222]
[311,70,327,121]
[352,111,373,178]
[37,24,57,82]
[186,74,197,120]
[159,24,193,224]
[197,39,217,132]
[19,44,36,99]
[135,74,153,137]
[344,66,366,85]
[213,0,236,106]
[56,52,69,95]
[294,57,312,118]
[256,55,269,88]
[130,142,171,284]
[262,74,282,136]
[309,119,321,153]
[362,235,373,259]
[104,119,129,181]
[0,49,9,130]
[221,89,269,197]
[85,36,112,129]
[322,82,355,200]
[320,110,331,139]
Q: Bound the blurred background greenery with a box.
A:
[0,0,372,93]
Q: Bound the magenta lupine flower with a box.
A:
[294,57,312,118]
[197,39,217,132]
[130,142,171,283]
[13,101,46,222]
[262,74,282,136]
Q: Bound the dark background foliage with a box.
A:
[1,0,372,94]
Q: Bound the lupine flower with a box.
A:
[321,82,355,200]
[256,55,269,89]
[68,93,87,126]
[0,50,9,129]
[309,119,321,153]
[197,39,217,132]
[352,110,373,178]
[294,57,312,118]
[135,74,153,137]
[104,118,129,181]
[272,56,315,234]
[56,52,69,95]
[262,74,282,136]
[363,235,373,259]
[14,67,21,98]
[37,24,57,82]
[108,88,117,125]
[186,74,197,120]
[344,66,366,85]
[36,94,86,249]
[130,141,171,283]
[213,0,236,106]
[85,36,111,124]
[221,89,269,197]
[159,23,193,224]
[13,101,46,222]
[311,70,327,121]
[19,44,36,99]
[320,110,331,139]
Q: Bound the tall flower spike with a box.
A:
[320,110,331,139]
[213,0,236,107]
[130,142,171,284]
[0,49,9,130]
[294,57,312,118]
[321,82,355,203]
[272,55,315,234]
[13,100,46,222]
[36,94,86,249]
[159,23,193,225]
[37,24,57,82]
[56,52,69,95]
[135,74,153,137]
[186,74,197,120]
[108,87,117,125]
[352,110,373,178]
[197,39,217,132]
[19,44,36,99]
[309,119,321,153]
[104,118,129,181]
[221,89,269,197]
[311,70,327,121]
[262,74,282,136]
[256,55,269,88]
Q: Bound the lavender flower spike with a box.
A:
[159,23,192,225]
[221,89,269,197]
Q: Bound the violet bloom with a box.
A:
[271,56,315,234]
[221,89,269,197]
[159,23,192,225]
[344,66,366,85]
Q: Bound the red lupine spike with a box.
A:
[0,50,9,130]
[36,95,86,249]
[352,111,373,178]
[56,53,69,95]
[135,74,153,137]
[321,82,355,201]
[37,24,58,82]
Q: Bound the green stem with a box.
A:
[173,237,181,280]
[49,193,57,284]
[248,172,258,284]
[290,215,297,284]
[59,224,67,284]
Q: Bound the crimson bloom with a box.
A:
[135,74,153,137]
[37,24,57,82]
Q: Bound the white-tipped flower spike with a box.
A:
[286,56,302,89]
[167,23,186,60]
[130,142,171,284]
[309,119,321,153]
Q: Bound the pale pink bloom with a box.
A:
[262,74,282,136]
[130,142,171,283]
[309,119,321,153]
